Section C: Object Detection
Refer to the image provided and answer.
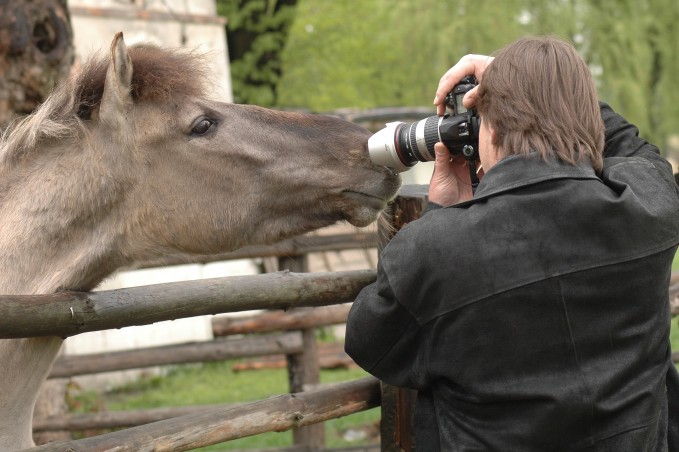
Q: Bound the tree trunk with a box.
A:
[0,0,74,129]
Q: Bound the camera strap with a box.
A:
[468,160,480,194]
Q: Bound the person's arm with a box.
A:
[600,102,679,211]
[345,255,430,390]
[600,102,662,160]
[600,102,677,186]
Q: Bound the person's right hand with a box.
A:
[428,142,481,206]
[433,54,494,116]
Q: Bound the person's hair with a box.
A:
[476,36,604,174]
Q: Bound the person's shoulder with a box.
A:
[603,153,677,197]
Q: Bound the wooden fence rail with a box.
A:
[138,231,378,269]
[48,332,304,378]
[213,304,352,336]
[0,270,375,339]
[26,376,381,452]
[34,405,227,432]
[38,305,356,438]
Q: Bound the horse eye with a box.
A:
[191,118,214,135]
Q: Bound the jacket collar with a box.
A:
[456,154,600,206]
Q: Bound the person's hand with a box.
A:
[428,142,481,206]
[433,54,494,116]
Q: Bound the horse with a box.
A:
[0,32,400,449]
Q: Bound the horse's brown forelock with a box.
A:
[76,44,209,119]
[0,44,210,161]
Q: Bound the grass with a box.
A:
[69,359,380,450]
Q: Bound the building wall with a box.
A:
[68,0,232,102]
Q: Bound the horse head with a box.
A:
[97,33,400,259]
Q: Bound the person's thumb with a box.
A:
[433,143,451,179]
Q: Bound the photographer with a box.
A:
[345,36,679,451]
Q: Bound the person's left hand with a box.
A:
[428,142,481,206]
[434,54,493,116]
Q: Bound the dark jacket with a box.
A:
[345,103,679,451]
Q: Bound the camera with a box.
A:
[368,76,480,173]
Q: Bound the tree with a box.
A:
[216,0,298,106]
[583,0,679,148]
[0,0,74,129]
[277,0,528,111]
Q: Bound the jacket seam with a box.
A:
[417,240,679,325]
[573,414,661,450]
[557,276,596,442]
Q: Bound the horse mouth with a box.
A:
[341,190,392,227]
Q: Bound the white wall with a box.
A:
[68,0,232,102]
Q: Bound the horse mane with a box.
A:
[0,44,209,163]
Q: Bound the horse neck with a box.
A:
[0,337,63,449]
[0,140,123,448]
[0,140,126,294]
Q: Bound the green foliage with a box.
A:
[582,0,676,145]
[273,0,678,152]
[216,0,298,105]
[276,0,525,111]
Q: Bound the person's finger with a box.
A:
[434,59,475,106]
[432,142,452,177]
[435,64,473,116]
[462,86,480,109]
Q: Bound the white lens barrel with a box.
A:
[367,122,412,173]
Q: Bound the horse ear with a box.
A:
[99,32,133,128]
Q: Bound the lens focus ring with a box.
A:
[407,116,439,162]
[407,123,423,162]
[422,117,439,161]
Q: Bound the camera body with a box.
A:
[368,76,480,173]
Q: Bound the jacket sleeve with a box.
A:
[345,258,430,390]
[601,101,663,161]
[600,101,678,195]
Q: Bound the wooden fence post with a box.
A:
[378,185,429,452]
[280,254,325,450]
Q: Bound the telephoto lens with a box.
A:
[368,113,480,173]
[367,117,442,172]
[368,76,479,173]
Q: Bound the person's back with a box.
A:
[352,103,678,450]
